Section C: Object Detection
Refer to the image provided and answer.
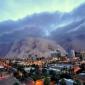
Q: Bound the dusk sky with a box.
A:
[0,0,85,21]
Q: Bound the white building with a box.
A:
[68,49,75,57]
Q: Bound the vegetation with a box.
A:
[13,82,19,85]
[44,77,50,85]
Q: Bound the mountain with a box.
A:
[6,37,66,58]
[0,3,85,56]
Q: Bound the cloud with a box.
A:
[0,0,85,21]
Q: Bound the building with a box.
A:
[50,50,61,57]
[80,51,85,60]
[0,76,20,85]
[67,49,75,57]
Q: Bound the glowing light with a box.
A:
[35,80,44,85]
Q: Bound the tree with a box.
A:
[13,82,19,85]
[73,80,81,85]
[60,78,66,85]
[44,77,50,85]
[42,68,48,77]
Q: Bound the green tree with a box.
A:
[44,77,50,85]
[73,80,81,85]
[60,78,66,85]
[13,82,19,85]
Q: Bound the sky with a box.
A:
[0,0,85,21]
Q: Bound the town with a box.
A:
[0,49,85,85]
